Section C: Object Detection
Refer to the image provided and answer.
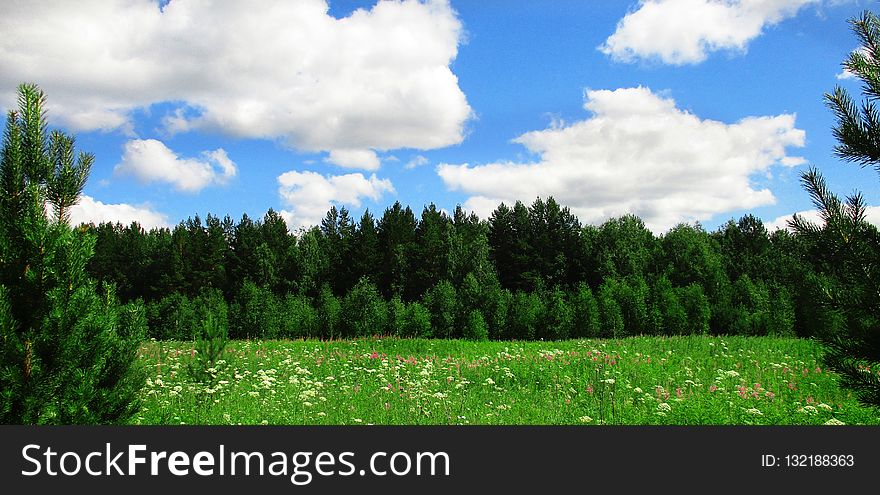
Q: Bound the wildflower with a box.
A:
[745,408,763,416]
[485,378,495,386]
[602,378,615,385]
[709,384,718,393]
[633,387,643,394]
[824,418,845,426]
[578,416,593,423]
[657,403,671,413]
[817,403,832,412]
[260,420,268,425]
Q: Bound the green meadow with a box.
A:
[136,336,880,426]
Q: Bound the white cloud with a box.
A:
[0,0,471,153]
[114,139,237,192]
[437,87,806,233]
[277,170,394,230]
[69,195,170,229]
[766,206,880,231]
[324,149,381,170]
[601,0,817,65]
[405,155,430,169]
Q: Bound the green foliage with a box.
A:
[146,293,197,340]
[540,287,573,340]
[462,309,489,341]
[282,294,318,339]
[0,84,144,424]
[570,283,600,338]
[650,276,687,335]
[317,284,341,339]
[767,285,796,337]
[786,10,880,408]
[401,301,433,338]
[423,280,457,339]
[185,310,229,386]
[791,169,880,407]
[825,11,880,172]
[231,281,281,339]
[678,283,710,335]
[507,291,543,341]
[598,280,624,338]
[341,277,388,337]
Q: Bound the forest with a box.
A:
[82,198,839,342]
[2,10,879,427]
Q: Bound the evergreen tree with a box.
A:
[0,83,145,424]
[350,209,380,288]
[793,10,880,407]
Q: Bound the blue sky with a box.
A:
[2,0,878,233]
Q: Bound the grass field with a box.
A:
[135,336,880,425]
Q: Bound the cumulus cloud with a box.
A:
[437,87,806,233]
[324,149,381,171]
[114,139,237,192]
[601,0,817,65]
[69,195,170,229]
[405,155,430,169]
[0,0,471,153]
[766,206,880,231]
[277,170,394,230]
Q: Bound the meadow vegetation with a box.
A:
[136,336,880,426]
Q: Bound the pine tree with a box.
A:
[793,11,880,407]
[0,83,145,424]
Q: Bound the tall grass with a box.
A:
[135,336,880,425]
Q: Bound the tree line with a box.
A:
[83,198,830,341]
